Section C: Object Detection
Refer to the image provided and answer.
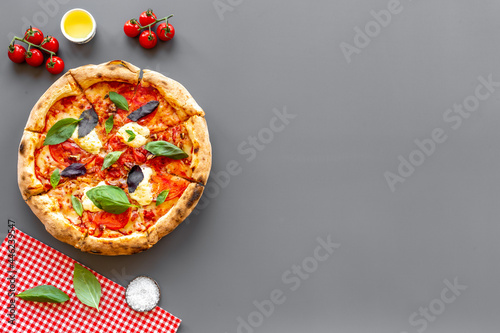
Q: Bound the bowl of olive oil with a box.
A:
[60,8,96,44]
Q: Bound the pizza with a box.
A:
[18,60,211,255]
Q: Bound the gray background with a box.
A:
[1,0,499,332]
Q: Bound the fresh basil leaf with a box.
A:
[105,115,114,134]
[127,165,144,194]
[125,129,136,142]
[127,100,159,121]
[71,195,83,217]
[145,141,188,160]
[109,91,129,111]
[86,185,137,214]
[73,263,101,311]
[50,169,60,189]
[101,151,123,170]
[78,108,98,138]
[43,118,81,146]
[16,285,69,303]
[61,163,87,177]
[156,189,170,206]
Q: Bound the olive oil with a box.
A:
[63,10,93,39]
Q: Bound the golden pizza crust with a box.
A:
[24,72,81,132]
[78,233,152,256]
[26,194,86,248]
[18,131,44,200]
[70,60,140,90]
[149,183,204,240]
[185,116,212,185]
[142,69,205,118]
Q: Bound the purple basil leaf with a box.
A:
[78,108,98,138]
[127,165,144,193]
[61,163,87,177]
[127,101,159,122]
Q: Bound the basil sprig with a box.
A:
[16,285,69,303]
[109,91,129,111]
[50,169,60,189]
[73,263,102,311]
[125,130,136,142]
[43,118,81,146]
[86,185,138,214]
[101,151,123,170]
[71,195,83,217]
[156,189,170,206]
[145,141,188,160]
[105,114,114,134]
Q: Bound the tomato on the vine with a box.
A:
[139,9,156,26]
[8,44,26,63]
[41,36,59,53]
[124,19,141,38]
[25,49,44,67]
[24,27,44,45]
[139,30,157,49]
[45,56,64,75]
[157,23,175,41]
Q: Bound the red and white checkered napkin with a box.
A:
[0,227,181,333]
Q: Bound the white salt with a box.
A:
[125,276,160,312]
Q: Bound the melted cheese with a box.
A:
[117,123,150,148]
[129,167,153,206]
[71,128,102,154]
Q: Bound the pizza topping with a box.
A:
[50,168,60,188]
[117,123,150,148]
[127,101,159,121]
[127,165,144,193]
[86,185,138,214]
[102,151,123,170]
[105,115,114,134]
[81,185,103,212]
[128,166,153,206]
[109,91,129,111]
[144,140,188,160]
[71,195,84,216]
[43,117,81,146]
[71,128,102,154]
[49,141,94,167]
[61,163,86,177]
[78,107,98,138]
[156,189,169,206]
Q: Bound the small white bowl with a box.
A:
[60,8,96,44]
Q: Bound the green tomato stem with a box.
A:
[138,14,174,29]
[12,36,55,56]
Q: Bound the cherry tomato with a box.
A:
[45,56,64,75]
[41,36,59,53]
[139,30,157,49]
[24,27,44,45]
[25,49,44,67]
[157,23,175,41]
[8,44,26,63]
[124,19,141,37]
[139,9,157,26]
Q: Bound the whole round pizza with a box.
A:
[18,60,211,255]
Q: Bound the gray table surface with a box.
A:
[1,0,500,332]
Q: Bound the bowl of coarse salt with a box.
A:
[125,276,161,312]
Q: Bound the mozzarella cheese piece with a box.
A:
[71,128,102,154]
[81,181,107,212]
[130,167,154,206]
[117,123,150,148]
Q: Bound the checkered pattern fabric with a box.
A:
[0,228,181,333]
